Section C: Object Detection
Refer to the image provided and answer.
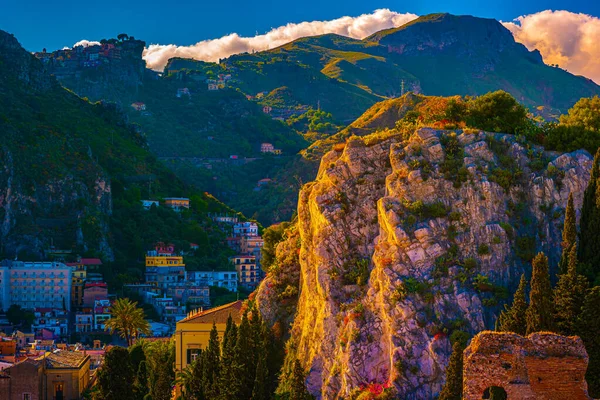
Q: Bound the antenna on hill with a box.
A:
[317,100,320,111]
[401,80,405,97]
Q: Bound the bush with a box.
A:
[515,236,536,261]
[342,258,370,286]
[477,244,491,255]
[466,91,528,134]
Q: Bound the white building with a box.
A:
[141,200,159,210]
[0,261,72,311]
[187,271,238,292]
[233,222,258,238]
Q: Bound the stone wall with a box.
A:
[463,331,592,400]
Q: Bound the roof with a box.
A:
[80,258,102,265]
[42,350,89,369]
[178,300,243,325]
[164,197,190,201]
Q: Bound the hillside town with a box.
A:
[0,195,265,398]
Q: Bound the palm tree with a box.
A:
[104,298,150,346]
[176,362,196,399]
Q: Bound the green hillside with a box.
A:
[0,30,241,286]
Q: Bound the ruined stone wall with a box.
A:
[463,331,592,400]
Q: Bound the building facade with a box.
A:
[230,256,261,289]
[187,271,238,292]
[0,261,72,311]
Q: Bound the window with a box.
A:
[23,394,31,400]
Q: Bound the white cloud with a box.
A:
[72,39,101,48]
[503,10,600,83]
[141,9,418,71]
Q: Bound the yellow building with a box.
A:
[42,350,91,400]
[145,255,185,267]
[174,300,243,373]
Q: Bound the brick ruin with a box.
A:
[463,331,592,400]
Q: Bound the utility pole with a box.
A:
[401,79,405,96]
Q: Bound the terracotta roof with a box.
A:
[79,258,102,265]
[42,350,89,369]
[178,300,243,325]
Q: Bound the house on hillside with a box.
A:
[262,105,272,114]
[131,102,146,111]
[164,197,190,212]
[207,83,219,91]
[141,199,159,210]
[260,142,282,154]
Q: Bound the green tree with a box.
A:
[554,245,588,335]
[117,33,129,42]
[176,363,197,400]
[289,359,310,400]
[202,323,221,398]
[559,193,577,274]
[526,253,555,334]
[105,298,151,346]
[6,304,35,328]
[232,314,255,399]
[189,353,205,400]
[578,148,600,284]
[251,342,269,400]
[147,340,175,400]
[134,360,149,400]
[438,341,465,400]
[444,98,467,123]
[466,91,528,134]
[497,274,528,335]
[96,346,135,400]
[559,96,600,132]
[218,315,240,399]
[576,287,600,398]
[261,222,290,272]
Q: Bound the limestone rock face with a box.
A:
[464,331,592,400]
[284,128,591,399]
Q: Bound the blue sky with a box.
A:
[1,0,599,52]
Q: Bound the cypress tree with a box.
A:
[497,274,528,335]
[251,340,269,400]
[576,287,600,398]
[97,346,135,400]
[554,245,588,335]
[189,351,205,400]
[235,313,255,399]
[289,359,310,400]
[202,323,221,398]
[578,148,600,283]
[134,360,149,400]
[218,315,239,400]
[526,252,555,334]
[559,193,577,274]
[438,341,465,400]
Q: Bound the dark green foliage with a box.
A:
[134,361,149,400]
[342,258,370,286]
[438,341,465,400]
[497,274,528,335]
[444,98,467,123]
[576,287,600,397]
[515,236,536,262]
[578,149,600,284]
[440,133,468,187]
[559,193,577,274]
[6,304,35,328]
[202,324,221,398]
[477,244,490,255]
[526,253,555,334]
[554,245,588,335]
[251,342,269,400]
[289,360,311,400]
[147,340,176,400]
[97,347,135,400]
[466,91,528,134]
[261,222,291,272]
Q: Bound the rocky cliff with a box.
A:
[274,127,591,399]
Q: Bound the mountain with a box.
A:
[0,30,239,279]
[192,13,599,123]
[257,124,592,398]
